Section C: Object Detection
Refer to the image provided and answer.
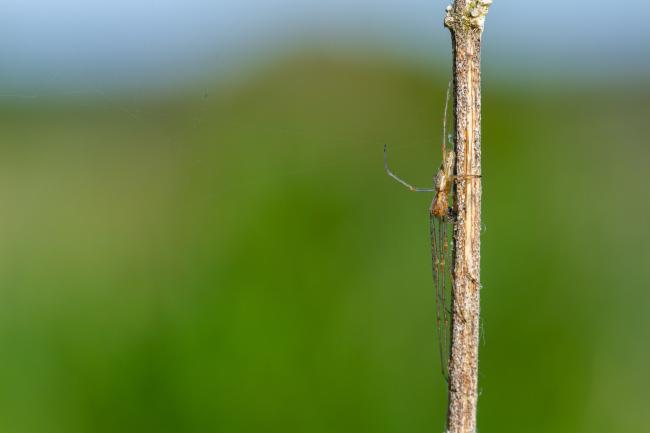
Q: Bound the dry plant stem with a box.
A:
[444,1,491,432]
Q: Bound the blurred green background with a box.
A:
[2,2,650,433]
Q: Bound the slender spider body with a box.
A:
[431,150,455,219]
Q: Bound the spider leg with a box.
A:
[430,213,445,381]
[431,213,452,382]
[452,174,482,181]
[384,145,436,192]
[441,218,451,380]
[441,80,452,162]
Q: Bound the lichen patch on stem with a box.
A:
[444,0,493,32]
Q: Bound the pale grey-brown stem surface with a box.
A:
[443,1,491,432]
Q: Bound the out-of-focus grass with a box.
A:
[0,54,648,433]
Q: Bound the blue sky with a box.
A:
[2,0,649,90]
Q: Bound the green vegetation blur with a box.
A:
[0,54,649,433]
